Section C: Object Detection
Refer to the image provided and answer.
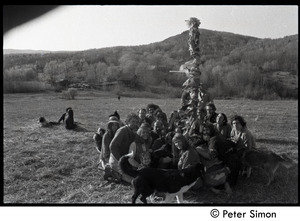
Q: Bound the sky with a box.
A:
[3,5,298,51]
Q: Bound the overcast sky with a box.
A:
[3,5,298,51]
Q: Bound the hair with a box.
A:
[125,113,139,124]
[219,113,228,125]
[172,133,190,151]
[67,108,74,117]
[137,123,152,147]
[165,131,175,144]
[206,102,216,111]
[203,123,217,137]
[230,115,247,128]
[155,110,165,119]
[137,124,151,135]
[146,103,160,112]
[139,123,151,130]
[153,120,163,128]
[138,108,147,114]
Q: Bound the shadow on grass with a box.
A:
[256,138,298,146]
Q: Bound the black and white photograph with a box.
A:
[3,5,298,210]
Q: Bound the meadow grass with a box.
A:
[3,90,298,204]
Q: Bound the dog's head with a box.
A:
[39,117,46,123]
[39,117,48,127]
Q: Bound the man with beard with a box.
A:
[108,113,140,182]
[204,102,218,124]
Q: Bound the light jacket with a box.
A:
[230,127,256,150]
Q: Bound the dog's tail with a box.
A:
[119,153,139,178]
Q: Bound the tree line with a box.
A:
[3,29,298,99]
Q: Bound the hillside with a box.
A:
[3,29,298,99]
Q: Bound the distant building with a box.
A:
[55,79,70,87]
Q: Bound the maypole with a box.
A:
[170,17,210,112]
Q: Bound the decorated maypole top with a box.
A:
[182,17,201,89]
[170,17,210,112]
[186,17,201,71]
[170,17,202,89]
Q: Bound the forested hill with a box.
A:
[3,29,298,99]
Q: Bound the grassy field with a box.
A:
[3,90,298,204]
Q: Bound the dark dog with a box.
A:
[119,155,205,204]
[151,146,173,169]
[39,117,60,127]
[241,149,294,185]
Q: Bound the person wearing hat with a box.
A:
[109,110,125,127]
[98,116,120,171]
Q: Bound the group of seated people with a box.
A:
[93,101,256,193]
